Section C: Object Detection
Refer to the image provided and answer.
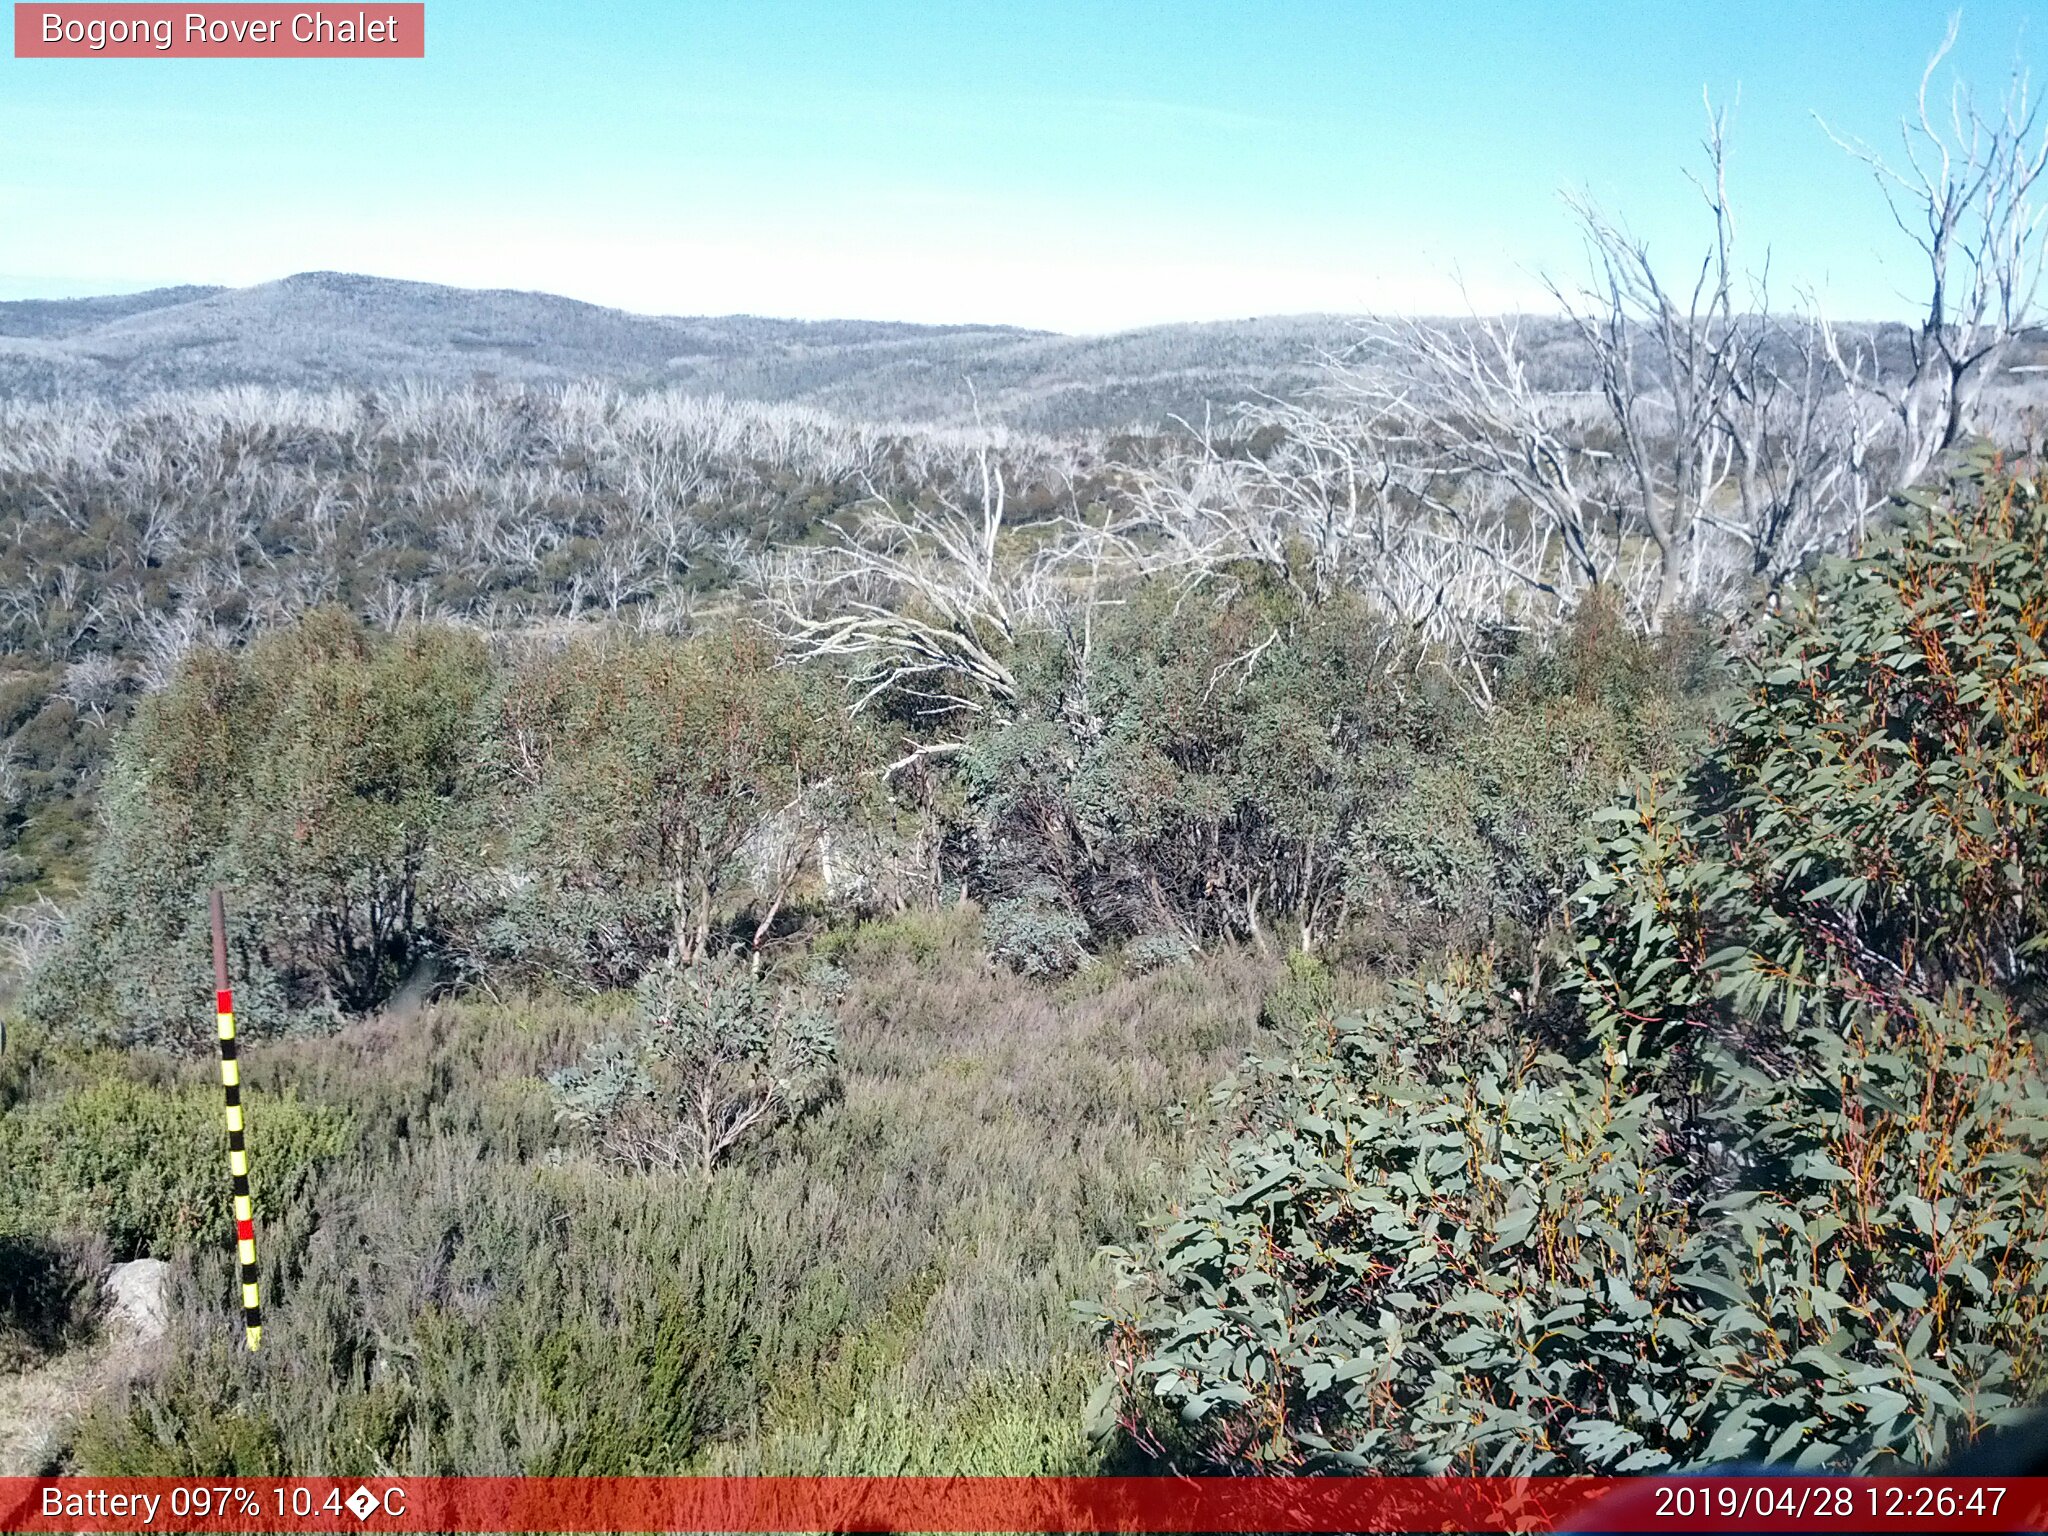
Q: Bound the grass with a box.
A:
[28,907,1277,1474]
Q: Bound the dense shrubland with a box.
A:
[21,620,880,1045]
[481,629,878,984]
[12,920,1274,1474]
[8,436,2047,1478]
[0,386,1087,906]
[22,616,495,1045]
[955,582,1712,970]
[9,442,2047,1478]
[1095,454,2048,1474]
[0,531,1720,1473]
[17,576,1715,1053]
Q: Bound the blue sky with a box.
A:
[0,1,2039,330]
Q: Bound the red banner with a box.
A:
[5,1476,2048,1533]
[13,5,424,57]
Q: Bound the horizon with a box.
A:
[0,266,1973,339]
[3,1,2040,332]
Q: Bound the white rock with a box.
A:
[103,1259,169,1342]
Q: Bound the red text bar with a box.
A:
[14,5,424,57]
[6,1477,2048,1533]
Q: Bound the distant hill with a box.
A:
[0,284,227,339]
[3,272,2027,434]
[0,272,1370,431]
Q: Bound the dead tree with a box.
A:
[755,436,1064,775]
[1819,17,2048,500]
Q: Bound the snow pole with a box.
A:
[210,888,261,1351]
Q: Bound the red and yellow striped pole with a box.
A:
[210,889,261,1352]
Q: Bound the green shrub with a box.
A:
[0,1069,354,1258]
[1100,457,2048,1474]
[1097,967,2048,1472]
[812,905,978,970]
[1098,962,1706,1473]
[1342,693,1686,955]
[73,1368,288,1476]
[959,581,1710,967]
[25,613,493,1047]
[1122,933,1198,974]
[1558,459,2048,1466]
[550,952,839,1174]
[1679,987,2048,1467]
[1258,948,1336,1032]
[983,885,1091,978]
[1574,454,2048,1076]
[479,629,877,987]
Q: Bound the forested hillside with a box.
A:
[0,274,1345,433]
[12,271,2041,437]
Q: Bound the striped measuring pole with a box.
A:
[210,889,262,1351]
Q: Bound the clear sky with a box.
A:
[0,1,2039,331]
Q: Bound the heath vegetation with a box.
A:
[5,31,2048,1479]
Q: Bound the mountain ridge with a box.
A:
[0,272,1370,430]
[0,271,1997,434]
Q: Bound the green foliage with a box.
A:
[1259,948,1337,1032]
[1680,989,2048,1468]
[983,885,1091,978]
[811,904,979,971]
[1099,963,1707,1473]
[960,583,1711,966]
[26,613,493,1046]
[1344,693,1690,954]
[30,618,884,1045]
[1575,456,2048,1071]
[1122,933,1198,975]
[481,629,875,986]
[551,952,839,1174]
[26,403,2042,1486]
[1099,978,2048,1473]
[0,665,124,905]
[1565,463,2048,1458]
[1101,458,2048,1474]
[0,1062,353,1259]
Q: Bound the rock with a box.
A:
[103,1259,168,1343]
